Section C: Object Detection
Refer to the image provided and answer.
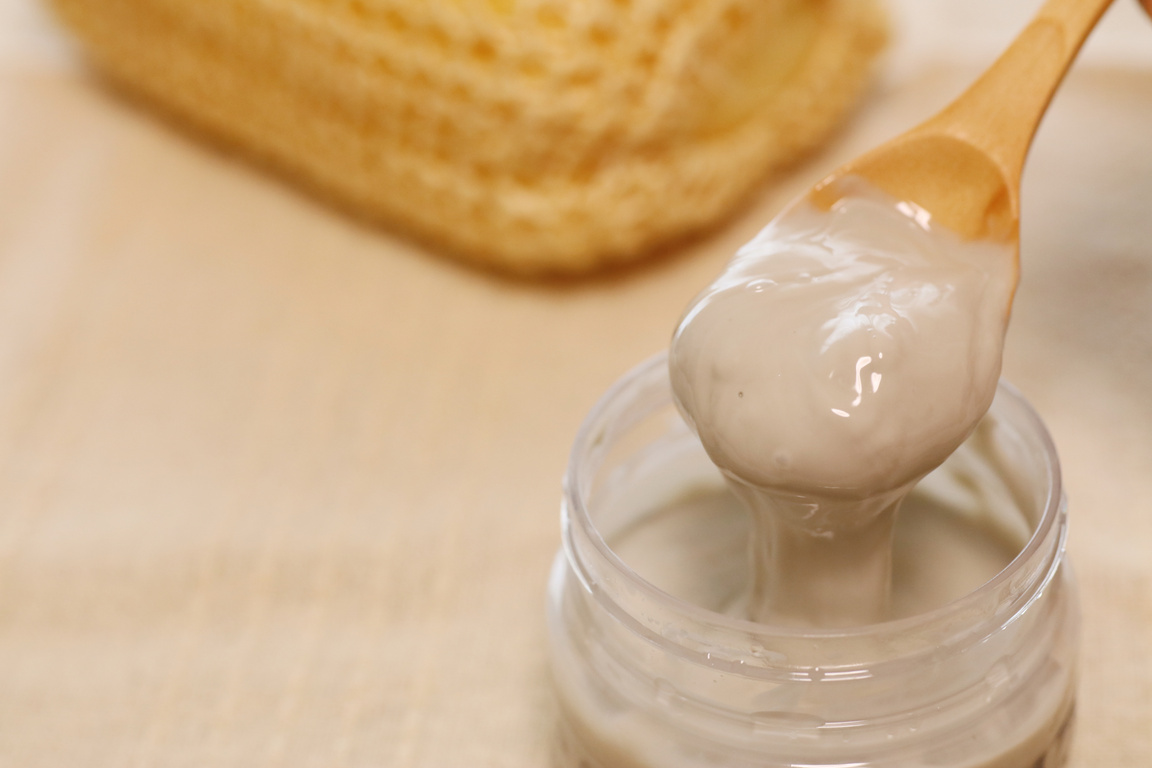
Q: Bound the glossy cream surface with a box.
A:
[669,180,1016,625]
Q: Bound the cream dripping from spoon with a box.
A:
[670,0,1114,627]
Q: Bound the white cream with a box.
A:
[608,425,1029,622]
[669,179,1016,626]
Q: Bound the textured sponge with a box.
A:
[48,0,887,274]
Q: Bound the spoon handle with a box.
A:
[922,0,1115,185]
[811,0,1117,242]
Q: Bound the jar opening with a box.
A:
[562,353,1066,660]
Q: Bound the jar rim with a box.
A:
[563,352,1064,653]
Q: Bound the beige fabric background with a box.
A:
[1,0,1150,765]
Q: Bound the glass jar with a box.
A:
[547,353,1078,768]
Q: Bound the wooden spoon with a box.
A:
[810,0,1115,248]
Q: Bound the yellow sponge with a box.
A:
[48,0,887,274]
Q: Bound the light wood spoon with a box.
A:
[810,0,1115,252]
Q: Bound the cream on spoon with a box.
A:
[670,0,1114,627]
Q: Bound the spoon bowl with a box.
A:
[812,135,1015,241]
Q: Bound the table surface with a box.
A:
[2,0,1151,765]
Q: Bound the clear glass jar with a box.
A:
[547,353,1078,768]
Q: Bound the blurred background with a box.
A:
[0,0,1150,765]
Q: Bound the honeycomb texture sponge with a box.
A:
[48,0,887,274]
